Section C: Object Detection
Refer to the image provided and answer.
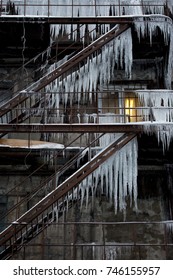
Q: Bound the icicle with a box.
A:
[13,1,168,39]
[143,123,173,152]
[77,137,138,216]
[166,220,173,234]
[134,16,173,88]
[136,90,173,123]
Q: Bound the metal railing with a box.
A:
[1,220,173,259]
[0,0,170,17]
[0,133,136,259]
[1,90,173,128]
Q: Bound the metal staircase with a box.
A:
[0,133,136,259]
[0,21,133,259]
[0,23,130,133]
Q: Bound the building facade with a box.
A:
[0,0,173,259]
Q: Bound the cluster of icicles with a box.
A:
[136,90,173,151]
[52,136,138,218]
[136,90,173,122]
[5,1,172,39]
[143,123,173,153]
[3,1,172,95]
[105,243,133,260]
[45,27,132,108]
[44,16,173,114]
[134,16,173,89]
[1,1,173,217]
[6,0,171,17]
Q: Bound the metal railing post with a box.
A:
[0,0,2,16]
[119,0,121,16]
[95,0,97,17]
[48,0,50,17]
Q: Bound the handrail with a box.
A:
[0,22,91,106]
[0,23,130,131]
[0,133,136,259]
[0,133,104,225]
[0,1,170,17]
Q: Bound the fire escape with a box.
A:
[0,1,173,259]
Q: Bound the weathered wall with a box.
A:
[4,165,171,260]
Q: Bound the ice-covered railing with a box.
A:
[45,27,133,112]
[135,89,173,151]
[0,0,170,17]
[44,16,173,108]
[1,1,172,43]
[1,1,171,37]
[78,136,138,216]
[135,90,173,122]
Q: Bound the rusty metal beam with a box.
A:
[1,122,173,134]
[0,122,172,134]
[0,16,134,24]
[0,23,130,124]
[0,15,170,24]
[27,23,130,92]
[0,133,136,259]
[0,123,145,133]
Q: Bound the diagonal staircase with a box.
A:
[0,133,136,259]
[0,23,130,132]
[0,22,133,259]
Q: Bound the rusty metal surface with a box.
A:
[0,23,129,125]
[0,133,136,259]
[0,16,134,24]
[0,15,170,24]
[28,24,130,92]
[0,123,160,133]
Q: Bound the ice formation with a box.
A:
[0,1,171,211]
[43,136,138,219]
[165,220,173,234]
[4,1,141,16]
[143,123,173,152]
[136,90,173,151]
[105,243,134,260]
[45,27,133,116]
[136,90,173,122]
[1,1,172,101]
[134,16,173,89]
[4,0,170,17]
[2,1,172,40]
[77,136,138,216]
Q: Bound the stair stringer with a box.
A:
[0,23,130,130]
[0,132,136,259]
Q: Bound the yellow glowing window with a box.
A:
[125,98,136,121]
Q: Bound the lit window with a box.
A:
[125,97,136,122]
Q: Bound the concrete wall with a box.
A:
[5,165,171,260]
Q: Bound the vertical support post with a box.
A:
[72,0,73,18]
[132,222,137,257]
[0,0,2,16]
[94,0,97,17]
[102,223,106,260]
[41,229,45,259]
[164,222,168,258]
[24,0,26,16]
[48,0,50,17]
[120,90,126,123]
[72,221,76,259]
[119,0,121,16]
[81,245,84,260]
[88,133,92,161]
[28,97,31,148]
[141,0,144,14]
[63,205,66,259]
